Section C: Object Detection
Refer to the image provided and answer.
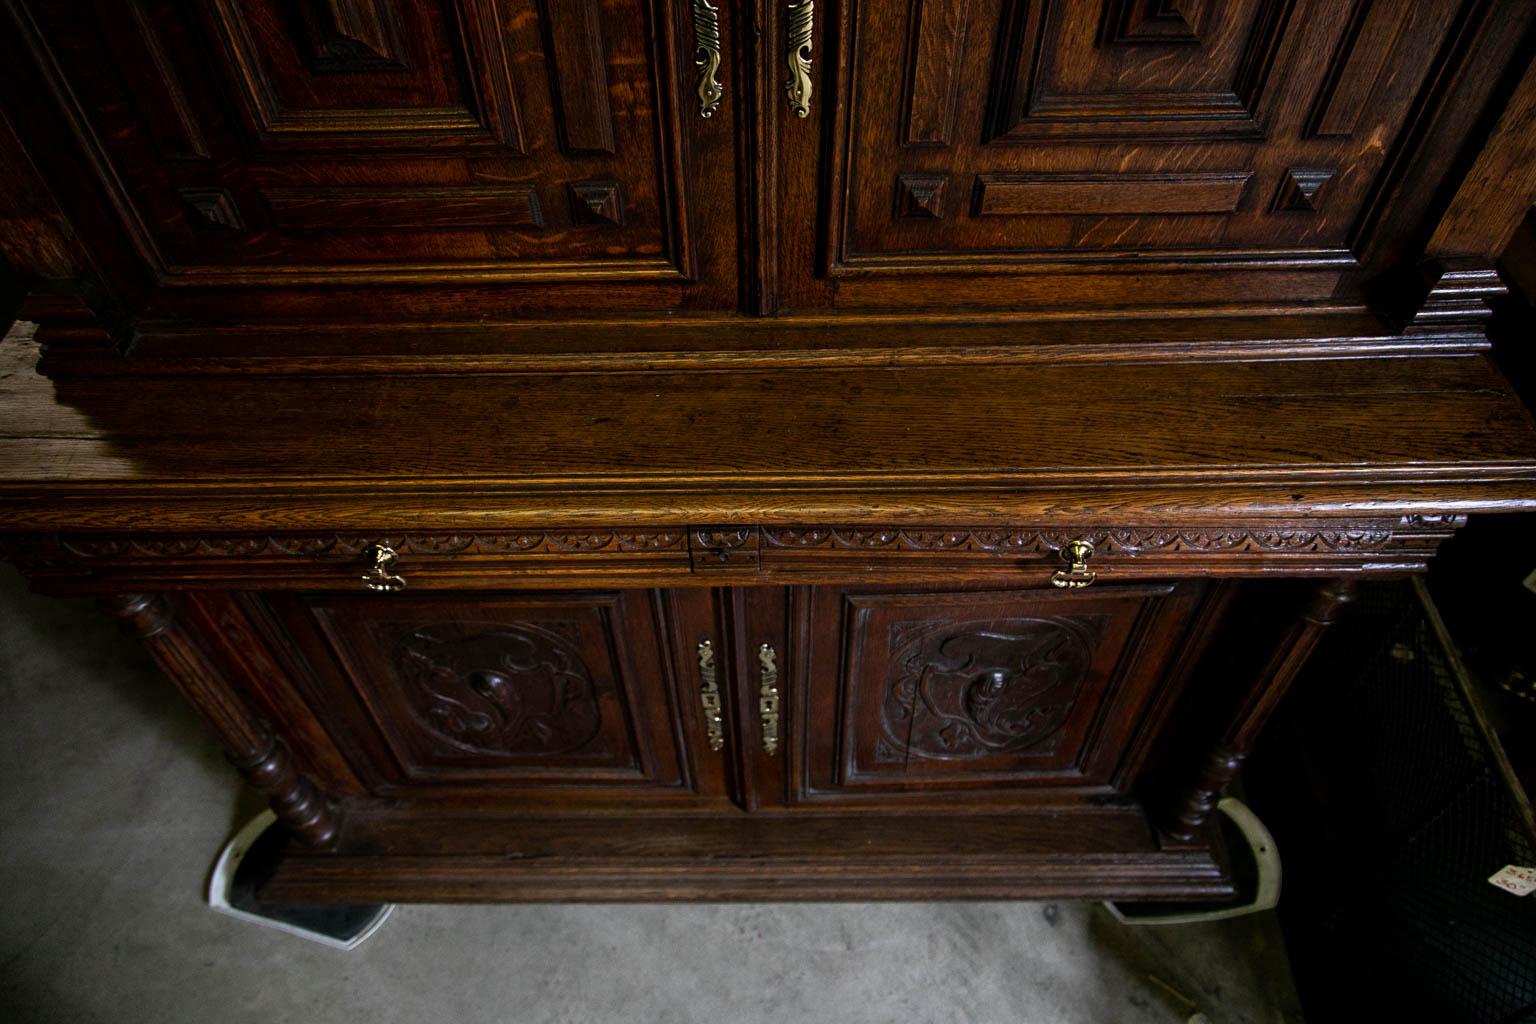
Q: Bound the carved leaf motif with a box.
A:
[394,624,604,757]
[879,618,1096,762]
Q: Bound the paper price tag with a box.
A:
[1488,865,1536,896]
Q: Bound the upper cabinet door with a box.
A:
[19,0,741,321]
[775,0,1508,314]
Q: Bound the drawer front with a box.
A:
[267,588,731,807]
[795,581,1218,804]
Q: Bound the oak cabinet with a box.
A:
[1,0,1534,905]
[213,581,1218,821]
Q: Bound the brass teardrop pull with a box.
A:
[360,544,406,592]
[1050,539,1096,589]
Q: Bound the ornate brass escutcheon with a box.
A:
[1050,539,1096,589]
[758,642,780,755]
[785,0,814,117]
[697,639,725,751]
[692,0,723,117]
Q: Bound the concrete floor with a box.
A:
[0,566,1305,1024]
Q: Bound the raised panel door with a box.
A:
[778,0,1501,312]
[793,581,1215,806]
[19,0,739,322]
[264,588,736,808]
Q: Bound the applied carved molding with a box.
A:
[25,532,688,560]
[0,518,1464,574]
[760,525,1404,554]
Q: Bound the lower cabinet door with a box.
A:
[264,588,733,809]
[793,581,1219,806]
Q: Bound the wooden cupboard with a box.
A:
[0,0,1534,903]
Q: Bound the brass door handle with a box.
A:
[692,0,723,117]
[758,643,780,755]
[785,1,814,117]
[360,544,406,592]
[1050,539,1096,589]
[696,639,725,752]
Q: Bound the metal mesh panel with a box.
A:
[1253,581,1536,1024]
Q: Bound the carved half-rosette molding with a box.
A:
[18,531,688,561]
[760,525,1407,554]
[0,516,1466,584]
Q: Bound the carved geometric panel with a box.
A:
[93,0,211,161]
[1307,0,1409,138]
[902,0,973,146]
[992,0,1294,142]
[203,0,525,151]
[1099,0,1206,45]
[58,0,700,289]
[265,185,546,230]
[294,0,410,71]
[301,593,689,787]
[543,0,616,154]
[828,0,1463,289]
[973,172,1250,216]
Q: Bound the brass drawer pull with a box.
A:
[1050,539,1096,589]
[785,0,814,117]
[360,544,406,592]
[696,639,725,751]
[692,0,723,118]
[758,642,780,755]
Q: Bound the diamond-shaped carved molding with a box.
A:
[1100,0,1205,46]
[896,174,948,219]
[1272,167,1334,212]
[568,180,625,226]
[179,188,245,231]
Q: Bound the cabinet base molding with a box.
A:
[261,811,1234,904]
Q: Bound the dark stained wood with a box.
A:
[774,0,1536,316]
[0,341,1532,530]
[261,810,1237,903]
[541,0,616,155]
[1426,51,1536,261]
[902,0,971,146]
[0,0,1534,906]
[796,582,1212,804]
[0,517,1471,596]
[99,593,340,847]
[265,185,545,230]
[1307,0,1410,138]
[973,172,1252,216]
[1163,577,1358,842]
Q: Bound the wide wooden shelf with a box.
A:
[2,334,1534,532]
